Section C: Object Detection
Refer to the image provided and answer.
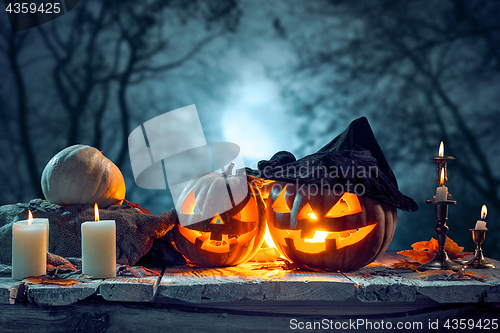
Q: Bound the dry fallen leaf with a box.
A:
[116,265,161,277]
[413,269,455,280]
[23,276,80,286]
[391,259,421,271]
[455,267,489,281]
[398,237,472,264]
[413,267,488,282]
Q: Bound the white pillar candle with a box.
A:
[31,218,49,251]
[474,220,487,230]
[81,220,116,278]
[12,221,47,280]
[474,205,488,230]
[435,185,448,201]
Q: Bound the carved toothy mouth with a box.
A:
[272,224,376,254]
[177,225,258,254]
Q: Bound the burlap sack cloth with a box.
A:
[0,199,185,267]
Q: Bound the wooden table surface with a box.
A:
[1,252,499,332]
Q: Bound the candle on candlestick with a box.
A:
[437,141,446,185]
[474,205,488,230]
[12,210,47,280]
[421,141,459,271]
[81,204,116,278]
[435,168,448,201]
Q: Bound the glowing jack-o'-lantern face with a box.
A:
[266,182,397,271]
[173,169,266,267]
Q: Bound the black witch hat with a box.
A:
[246,117,418,212]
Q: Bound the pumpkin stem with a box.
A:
[221,163,235,178]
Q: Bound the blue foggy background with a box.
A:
[1,0,499,257]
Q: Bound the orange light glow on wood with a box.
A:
[481,205,487,220]
[94,203,99,221]
[439,141,444,157]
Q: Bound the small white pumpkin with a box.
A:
[41,145,126,207]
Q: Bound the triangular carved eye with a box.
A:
[210,214,224,225]
[180,190,201,215]
[296,202,318,220]
[272,186,291,213]
[325,193,362,218]
[233,197,258,222]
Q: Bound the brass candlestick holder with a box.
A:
[419,143,461,271]
[432,155,454,186]
[465,229,495,269]
[419,199,462,271]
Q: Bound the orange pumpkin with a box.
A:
[41,145,125,208]
[266,182,397,271]
[173,165,266,266]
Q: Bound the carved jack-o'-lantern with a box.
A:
[173,165,266,267]
[266,182,397,271]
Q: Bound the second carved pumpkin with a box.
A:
[173,165,266,267]
[266,182,397,271]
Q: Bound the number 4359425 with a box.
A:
[444,318,498,330]
[5,2,61,14]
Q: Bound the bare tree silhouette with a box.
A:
[0,0,240,206]
[1,27,43,199]
[269,0,500,254]
[276,0,500,208]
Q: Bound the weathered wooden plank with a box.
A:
[0,278,25,304]
[385,258,500,303]
[26,280,101,306]
[344,252,500,304]
[100,273,161,303]
[408,279,489,303]
[157,294,444,316]
[159,262,355,303]
[2,252,500,306]
[473,267,500,302]
[1,297,499,333]
[349,275,416,302]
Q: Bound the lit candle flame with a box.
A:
[94,203,99,222]
[439,168,445,186]
[481,205,487,220]
[28,210,33,225]
[439,141,444,157]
